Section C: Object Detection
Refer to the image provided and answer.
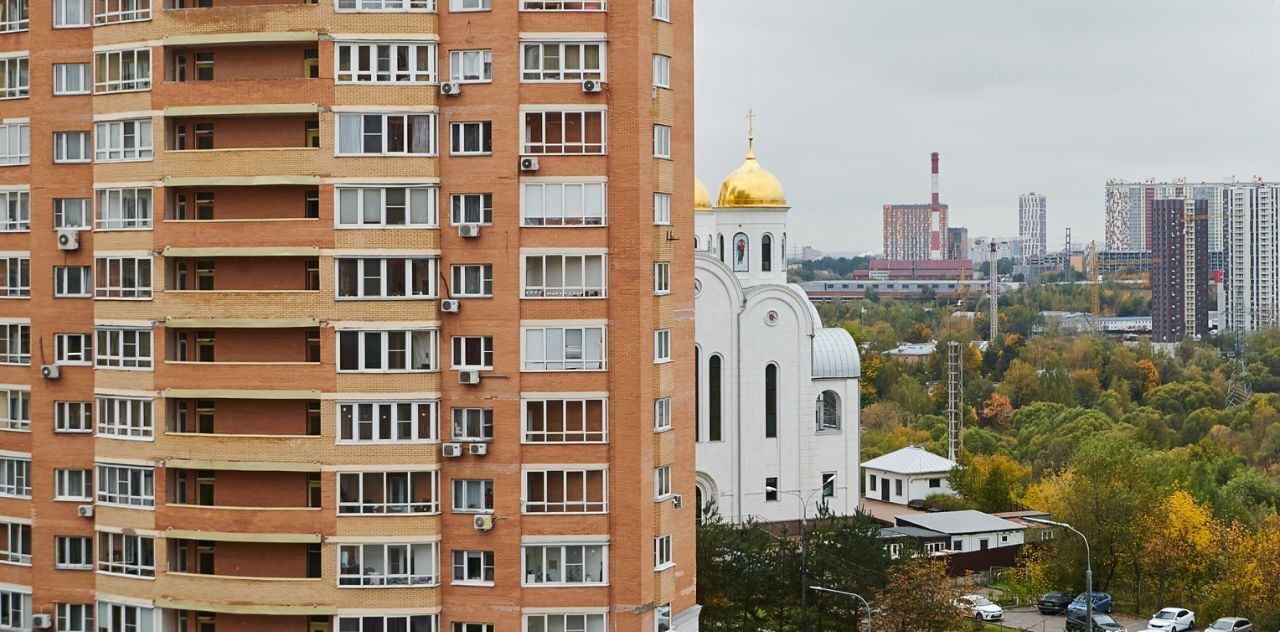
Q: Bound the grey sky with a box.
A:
[693,0,1280,254]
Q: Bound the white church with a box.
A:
[692,130,862,524]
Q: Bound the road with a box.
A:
[998,606,1165,631]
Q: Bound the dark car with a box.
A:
[1039,591,1075,614]
[1065,611,1126,632]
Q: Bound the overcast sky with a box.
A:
[693,0,1280,254]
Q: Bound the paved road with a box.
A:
[998,606,1161,631]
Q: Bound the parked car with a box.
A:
[1067,592,1114,615]
[1206,617,1253,632]
[1066,611,1127,632]
[1039,591,1076,614]
[1147,608,1195,631]
[953,594,1004,621]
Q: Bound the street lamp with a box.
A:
[809,586,871,632]
[1026,517,1092,627]
[764,485,826,632]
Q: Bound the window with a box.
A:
[450,0,488,9]
[336,113,435,156]
[895,479,903,497]
[54,131,91,163]
[450,336,493,370]
[95,187,152,229]
[868,474,877,491]
[337,401,436,444]
[653,262,670,295]
[449,50,491,83]
[335,257,437,299]
[56,536,92,570]
[522,325,606,371]
[925,541,946,554]
[336,616,437,632]
[653,192,670,225]
[521,42,604,82]
[815,391,840,431]
[0,389,25,431]
[193,52,214,80]
[821,472,836,498]
[94,0,151,24]
[526,614,607,632]
[57,604,93,632]
[0,457,27,498]
[654,465,672,500]
[96,463,153,507]
[338,542,437,587]
[653,329,671,363]
[654,534,672,570]
[97,603,153,632]
[94,49,150,93]
[97,532,154,577]
[652,54,670,88]
[55,198,91,229]
[0,590,27,631]
[451,479,492,513]
[522,181,606,226]
[0,323,28,365]
[0,522,28,565]
[0,257,27,297]
[0,0,24,32]
[764,477,778,502]
[522,0,605,8]
[929,478,942,488]
[653,125,671,158]
[523,254,606,298]
[450,193,492,225]
[335,185,437,227]
[451,408,492,441]
[522,398,605,443]
[655,605,671,632]
[649,398,672,434]
[450,265,492,297]
[338,471,438,515]
[764,364,778,438]
[96,396,152,439]
[337,329,437,372]
[94,119,152,162]
[55,469,92,500]
[336,0,433,9]
[761,233,773,272]
[451,550,493,584]
[55,333,92,365]
[0,190,26,231]
[453,624,492,632]
[0,56,27,99]
[652,0,668,20]
[0,122,28,165]
[94,257,151,300]
[449,121,491,155]
[335,42,436,84]
[524,469,607,513]
[522,543,606,586]
[522,110,605,155]
[55,0,90,27]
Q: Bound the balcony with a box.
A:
[156,39,328,108]
[157,325,330,391]
[159,254,324,319]
[157,183,327,247]
[159,504,325,536]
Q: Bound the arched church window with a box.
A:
[732,233,749,272]
[709,354,723,441]
[718,234,725,262]
[764,363,778,438]
[761,234,773,272]
[815,391,840,431]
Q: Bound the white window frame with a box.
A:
[336,401,437,444]
[0,323,29,365]
[337,470,439,515]
[335,185,438,228]
[96,531,154,577]
[336,329,438,373]
[450,408,492,441]
[821,472,836,498]
[337,616,438,631]
[54,198,91,229]
[450,336,493,371]
[653,124,671,159]
[54,0,90,27]
[522,397,607,444]
[0,521,28,566]
[55,469,92,500]
[56,535,92,570]
[0,55,28,100]
[335,256,438,300]
[521,0,605,10]
[652,54,670,88]
[522,253,607,298]
[54,63,90,94]
[95,463,153,508]
[0,0,27,33]
[338,542,437,587]
[55,401,92,433]
[56,603,93,632]
[450,264,493,298]
[336,112,436,156]
[521,181,606,227]
[93,119,152,162]
[0,257,27,298]
[451,479,493,513]
[93,49,150,94]
[54,266,92,298]
[522,110,606,155]
[521,543,608,586]
[654,534,673,570]
[0,190,27,231]
[655,605,672,632]
[449,121,492,156]
[654,262,670,295]
[653,397,671,432]
[450,549,494,585]
[521,41,605,82]
[523,468,608,514]
[96,396,152,440]
[653,192,670,225]
[335,42,437,84]
[335,0,434,11]
[652,0,668,21]
[654,329,671,363]
[96,602,153,632]
[54,131,92,163]
[94,0,151,25]
[94,327,152,370]
[0,588,27,630]
[0,388,26,432]
[522,324,606,371]
[94,187,152,229]
[0,456,28,498]
[450,192,492,225]
[449,49,492,83]
[0,123,29,166]
[524,614,608,632]
[449,0,488,10]
[94,257,151,299]
[653,464,671,500]
[55,333,92,365]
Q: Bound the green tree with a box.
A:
[950,454,1031,513]
[872,557,962,632]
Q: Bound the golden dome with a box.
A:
[694,178,713,212]
[716,145,787,209]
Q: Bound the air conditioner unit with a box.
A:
[458,224,481,238]
[76,504,94,518]
[40,365,60,380]
[56,229,79,251]
[442,443,463,458]
[671,494,683,509]
[32,614,51,629]
[440,299,460,313]
[440,81,462,96]
[519,156,540,172]
[582,79,604,93]
[459,371,481,385]
[468,443,487,456]
[472,514,494,531]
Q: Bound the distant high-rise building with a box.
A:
[946,226,970,261]
[1018,193,1048,261]
[883,204,949,260]
[1151,199,1209,342]
[1105,180,1229,267]
[1227,182,1280,332]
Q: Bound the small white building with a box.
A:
[895,510,1026,553]
[862,446,957,506]
[693,133,862,524]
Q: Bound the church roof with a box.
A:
[812,328,860,379]
[862,446,957,475]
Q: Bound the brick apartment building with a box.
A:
[882,203,948,261]
[0,0,698,630]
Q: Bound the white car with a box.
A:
[953,595,1003,621]
[1148,608,1195,631]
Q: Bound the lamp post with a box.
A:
[764,486,826,632]
[1027,517,1092,627]
[809,586,871,632]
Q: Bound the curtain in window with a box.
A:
[338,115,361,154]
